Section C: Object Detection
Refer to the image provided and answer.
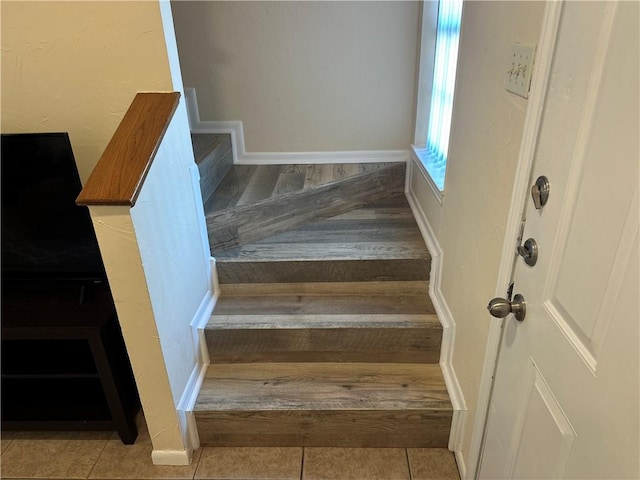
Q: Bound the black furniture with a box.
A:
[1,133,139,444]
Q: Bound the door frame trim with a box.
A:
[466,2,565,478]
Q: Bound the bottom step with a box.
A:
[194,363,452,447]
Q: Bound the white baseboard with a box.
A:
[406,157,467,466]
[185,87,409,165]
[173,280,217,457]
[151,448,192,466]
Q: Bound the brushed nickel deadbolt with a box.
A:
[531,175,550,210]
[517,238,539,266]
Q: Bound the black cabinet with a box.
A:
[1,281,140,444]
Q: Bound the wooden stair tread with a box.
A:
[208,313,440,330]
[215,201,429,262]
[195,363,451,412]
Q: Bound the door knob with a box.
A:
[487,294,526,321]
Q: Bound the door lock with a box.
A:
[487,294,526,322]
[531,175,550,209]
[517,238,538,266]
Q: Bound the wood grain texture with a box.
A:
[204,165,258,212]
[213,197,431,283]
[194,363,452,447]
[195,409,452,447]
[274,165,306,195]
[216,259,430,284]
[195,363,451,410]
[77,92,180,206]
[236,165,283,206]
[218,281,430,296]
[191,133,233,205]
[206,315,442,363]
[207,163,406,252]
[218,216,428,259]
[212,294,436,316]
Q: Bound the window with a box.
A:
[414,0,463,194]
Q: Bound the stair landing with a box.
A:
[215,197,430,284]
[205,162,406,253]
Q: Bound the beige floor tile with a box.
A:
[195,447,303,479]
[0,431,111,479]
[407,448,459,480]
[88,425,201,479]
[1,431,17,454]
[303,448,409,480]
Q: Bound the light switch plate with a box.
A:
[505,43,535,98]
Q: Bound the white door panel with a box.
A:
[480,2,639,478]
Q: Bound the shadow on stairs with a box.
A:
[190,133,452,448]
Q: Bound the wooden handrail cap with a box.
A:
[77,92,180,207]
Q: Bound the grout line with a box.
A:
[406,448,414,480]
[86,436,111,479]
[300,447,306,480]
[192,445,207,479]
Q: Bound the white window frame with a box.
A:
[413,0,463,202]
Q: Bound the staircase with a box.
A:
[191,134,452,448]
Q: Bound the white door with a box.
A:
[480,2,639,479]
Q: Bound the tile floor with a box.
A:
[1,419,460,480]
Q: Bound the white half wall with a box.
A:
[170,1,421,152]
[407,2,545,475]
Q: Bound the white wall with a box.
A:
[408,1,545,471]
[171,1,421,152]
[1,1,174,182]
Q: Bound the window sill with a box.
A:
[411,145,445,204]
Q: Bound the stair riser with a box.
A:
[206,327,442,363]
[192,134,233,205]
[216,259,430,284]
[207,163,406,253]
[195,410,452,448]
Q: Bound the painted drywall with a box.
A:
[130,98,209,418]
[1,0,173,183]
[410,0,545,467]
[88,206,187,454]
[2,1,211,462]
[171,1,420,152]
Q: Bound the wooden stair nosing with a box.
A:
[206,163,406,252]
[216,242,430,263]
[208,313,440,329]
